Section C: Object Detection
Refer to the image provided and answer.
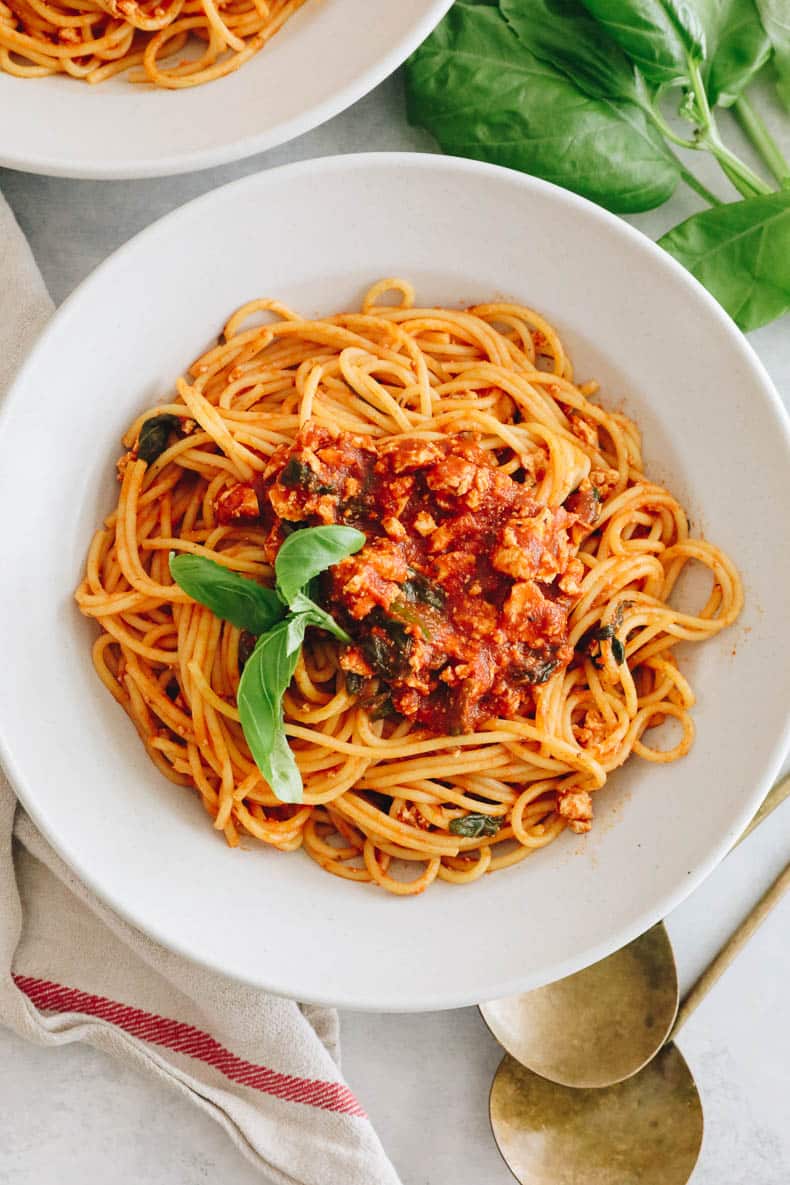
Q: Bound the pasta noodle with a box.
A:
[0,0,305,87]
[75,279,743,895]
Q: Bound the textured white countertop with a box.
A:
[1,69,789,1185]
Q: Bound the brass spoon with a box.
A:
[489,857,790,1185]
[481,773,790,1088]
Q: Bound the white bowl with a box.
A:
[0,0,451,179]
[1,154,788,1010]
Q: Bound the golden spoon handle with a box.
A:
[671,859,790,1040]
[735,771,790,849]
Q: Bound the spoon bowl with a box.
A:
[481,923,679,1088]
[490,1049,703,1185]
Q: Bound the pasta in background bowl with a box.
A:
[0,0,454,177]
[0,154,787,1008]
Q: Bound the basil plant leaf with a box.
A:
[703,0,771,107]
[405,3,679,215]
[577,0,698,86]
[274,525,366,606]
[237,620,305,803]
[502,0,642,103]
[665,0,708,61]
[659,191,790,331]
[755,0,790,110]
[504,0,769,111]
[289,590,352,643]
[169,553,285,636]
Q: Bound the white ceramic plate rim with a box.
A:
[1,154,789,1009]
[0,1,453,180]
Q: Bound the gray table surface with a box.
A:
[1,69,789,1185]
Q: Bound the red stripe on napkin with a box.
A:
[13,974,366,1117]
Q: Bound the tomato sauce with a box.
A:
[235,424,589,734]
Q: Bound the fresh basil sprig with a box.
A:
[406,0,790,330]
[169,524,365,802]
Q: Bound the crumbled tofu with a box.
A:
[558,789,593,834]
[215,483,260,524]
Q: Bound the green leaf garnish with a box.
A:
[274,525,365,606]
[169,553,285,636]
[237,620,306,805]
[401,573,446,610]
[289,590,352,643]
[449,813,502,838]
[170,524,367,803]
[138,414,181,465]
[390,601,431,641]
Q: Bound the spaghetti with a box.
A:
[0,0,305,87]
[76,279,743,895]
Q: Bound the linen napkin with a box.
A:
[0,193,402,1185]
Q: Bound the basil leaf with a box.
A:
[345,671,365,695]
[284,612,310,656]
[704,0,771,107]
[755,0,790,109]
[577,0,696,86]
[666,0,707,61]
[449,813,502,838]
[531,657,560,684]
[502,0,642,103]
[612,637,626,664]
[274,525,366,606]
[405,3,678,214]
[504,0,767,108]
[659,192,790,330]
[280,458,334,495]
[390,601,431,641]
[263,730,304,805]
[401,573,446,610]
[289,590,352,643]
[169,553,285,635]
[237,620,305,803]
[138,414,181,464]
[367,692,395,720]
